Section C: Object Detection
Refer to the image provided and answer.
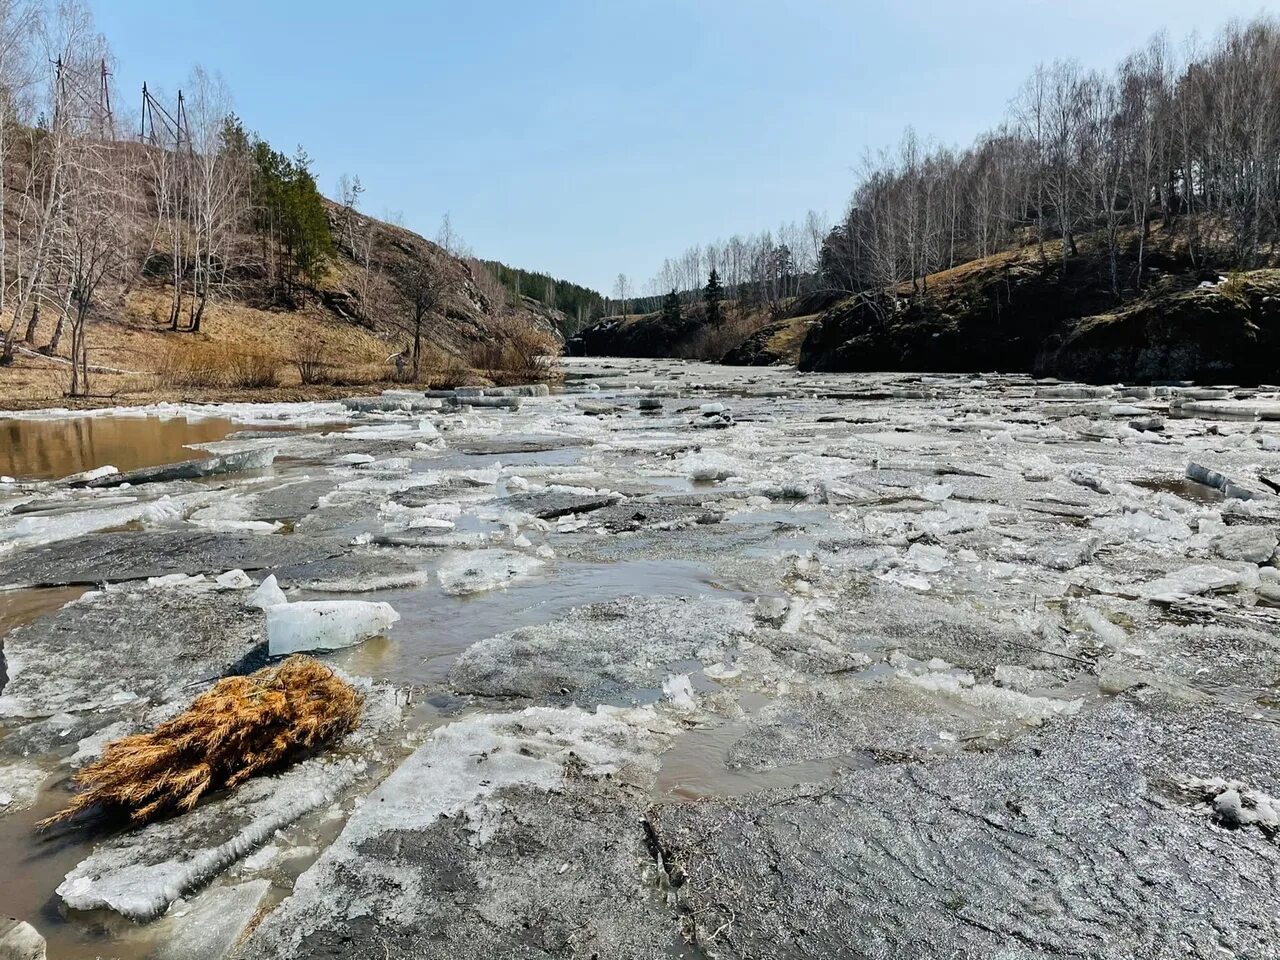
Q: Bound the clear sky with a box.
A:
[97,0,1277,293]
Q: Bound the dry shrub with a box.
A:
[467,315,558,384]
[225,347,281,389]
[39,656,362,829]
[292,340,329,385]
[154,341,281,390]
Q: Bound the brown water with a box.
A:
[0,416,242,481]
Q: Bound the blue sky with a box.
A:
[98,0,1276,293]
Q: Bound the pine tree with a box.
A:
[661,288,681,326]
[703,268,724,326]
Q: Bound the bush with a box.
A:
[293,340,329,385]
[40,656,362,829]
[467,315,559,384]
[154,340,281,390]
[225,347,281,389]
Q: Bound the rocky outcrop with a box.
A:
[566,311,706,358]
[799,244,1280,384]
[721,315,816,366]
[1035,271,1280,383]
[799,252,1110,374]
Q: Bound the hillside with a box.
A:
[0,194,560,407]
[798,229,1280,384]
[567,296,825,366]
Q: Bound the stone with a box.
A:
[1214,527,1279,564]
[0,919,45,960]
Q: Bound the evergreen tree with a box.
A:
[703,268,724,326]
[661,288,681,326]
[250,137,334,292]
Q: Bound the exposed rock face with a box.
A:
[1036,272,1280,383]
[566,311,707,358]
[799,252,1280,384]
[721,315,815,366]
[799,254,1106,374]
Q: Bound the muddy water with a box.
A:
[0,415,244,481]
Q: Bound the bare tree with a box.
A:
[392,253,451,381]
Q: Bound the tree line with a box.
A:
[821,16,1280,304]
[626,16,1280,324]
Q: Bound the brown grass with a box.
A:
[39,656,363,829]
[466,315,559,384]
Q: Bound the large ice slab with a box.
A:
[265,600,399,655]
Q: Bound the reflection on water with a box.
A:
[0,416,242,481]
[327,558,745,688]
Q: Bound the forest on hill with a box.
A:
[0,0,557,402]
[574,15,1280,383]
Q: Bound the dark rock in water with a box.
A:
[272,552,430,590]
[70,447,276,488]
[566,312,706,359]
[0,585,263,718]
[457,437,584,456]
[0,530,347,588]
[798,252,1280,385]
[1038,274,1280,384]
[647,697,1280,959]
[501,491,618,519]
[588,499,724,532]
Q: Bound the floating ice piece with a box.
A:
[1184,777,1280,833]
[436,549,545,596]
[905,543,948,573]
[151,879,272,960]
[340,453,375,465]
[877,569,931,591]
[920,483,953,502]
[1090,509,1191,543]
[246,575,287,610]
[215,568,254,591]
[61,464,119,485]
[1135,564,1248,600]
[675,451,741,481]
[1186,462,1256,500]
[57,757,365,920]
[266,600,399,655]
[0,763,47,815]
[662,673,697,710]
[1078,606,1127,648]
[1213,527,1279,564]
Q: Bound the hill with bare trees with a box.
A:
[0,0,557,406]
[574,15,1280,384]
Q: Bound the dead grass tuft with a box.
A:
[39,656,363,829]
[466,315,559,384]
[155,341,282,390]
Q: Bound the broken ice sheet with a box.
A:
[435,548,545,596]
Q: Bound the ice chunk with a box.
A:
[266,600,399,655]
[436,549,545,596]
[920,483,953,502]
[662,673,697,710]
[1213,527,1278,564]
[151,879,272,960]
[246,574,287,610]
[905,543,948,573]
[58,757,364,920]
[215,569,254,590]
[0,763,47,815]
[675,450,741,481]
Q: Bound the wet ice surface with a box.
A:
[2,359,1280,958]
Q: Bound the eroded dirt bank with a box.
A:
[1,360,1278,959]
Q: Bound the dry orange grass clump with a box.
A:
[40,656,363,829]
